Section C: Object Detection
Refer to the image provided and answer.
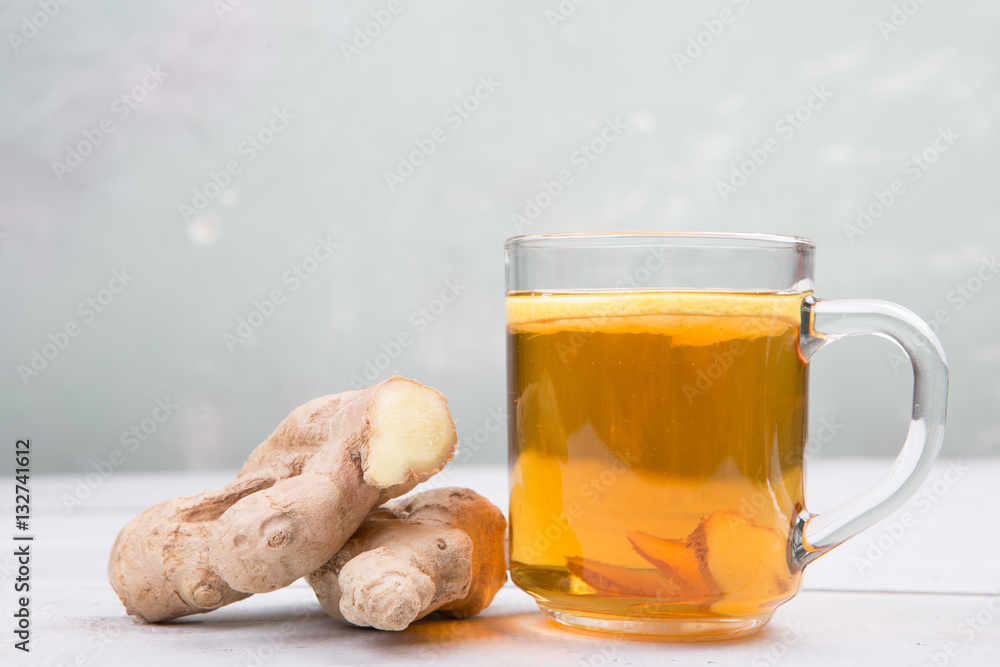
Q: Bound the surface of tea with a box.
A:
[507,291,808,623]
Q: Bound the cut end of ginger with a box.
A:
[364,378,458,488]
[687,510,792,613]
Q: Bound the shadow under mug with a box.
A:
[505,233,948,640]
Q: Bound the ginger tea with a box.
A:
[507,291,808,628]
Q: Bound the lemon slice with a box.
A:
[506,291,806,346]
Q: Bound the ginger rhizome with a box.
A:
[686,509,791,615]
[108,376,458,622]
[568,509,792,613]
[308,487,507,631]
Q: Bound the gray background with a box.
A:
[1,1,997,476]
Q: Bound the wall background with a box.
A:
[1,1,997,476]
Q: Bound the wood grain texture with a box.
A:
[1,459,997,666]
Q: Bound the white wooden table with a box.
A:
[2,459,998,666]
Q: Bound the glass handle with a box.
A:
[790,297,949,569]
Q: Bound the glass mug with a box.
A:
[505,233,948,640]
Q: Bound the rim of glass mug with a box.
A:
[505,231,815,250]
[505,232,816,294]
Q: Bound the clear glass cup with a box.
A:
[505,232,948,640]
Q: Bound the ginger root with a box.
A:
[108,376,458,622]
[567,509,792,613]
[566,556,677,598]
[687,509,791,615]
[627,531,716,598]
[307,487,507,631]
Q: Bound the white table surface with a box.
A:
[2,459,998,666]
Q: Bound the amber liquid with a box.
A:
[507,291,808,628]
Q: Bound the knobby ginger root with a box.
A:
[307,487,507,631]
[107,478,266,622]
[108,376,457,622]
